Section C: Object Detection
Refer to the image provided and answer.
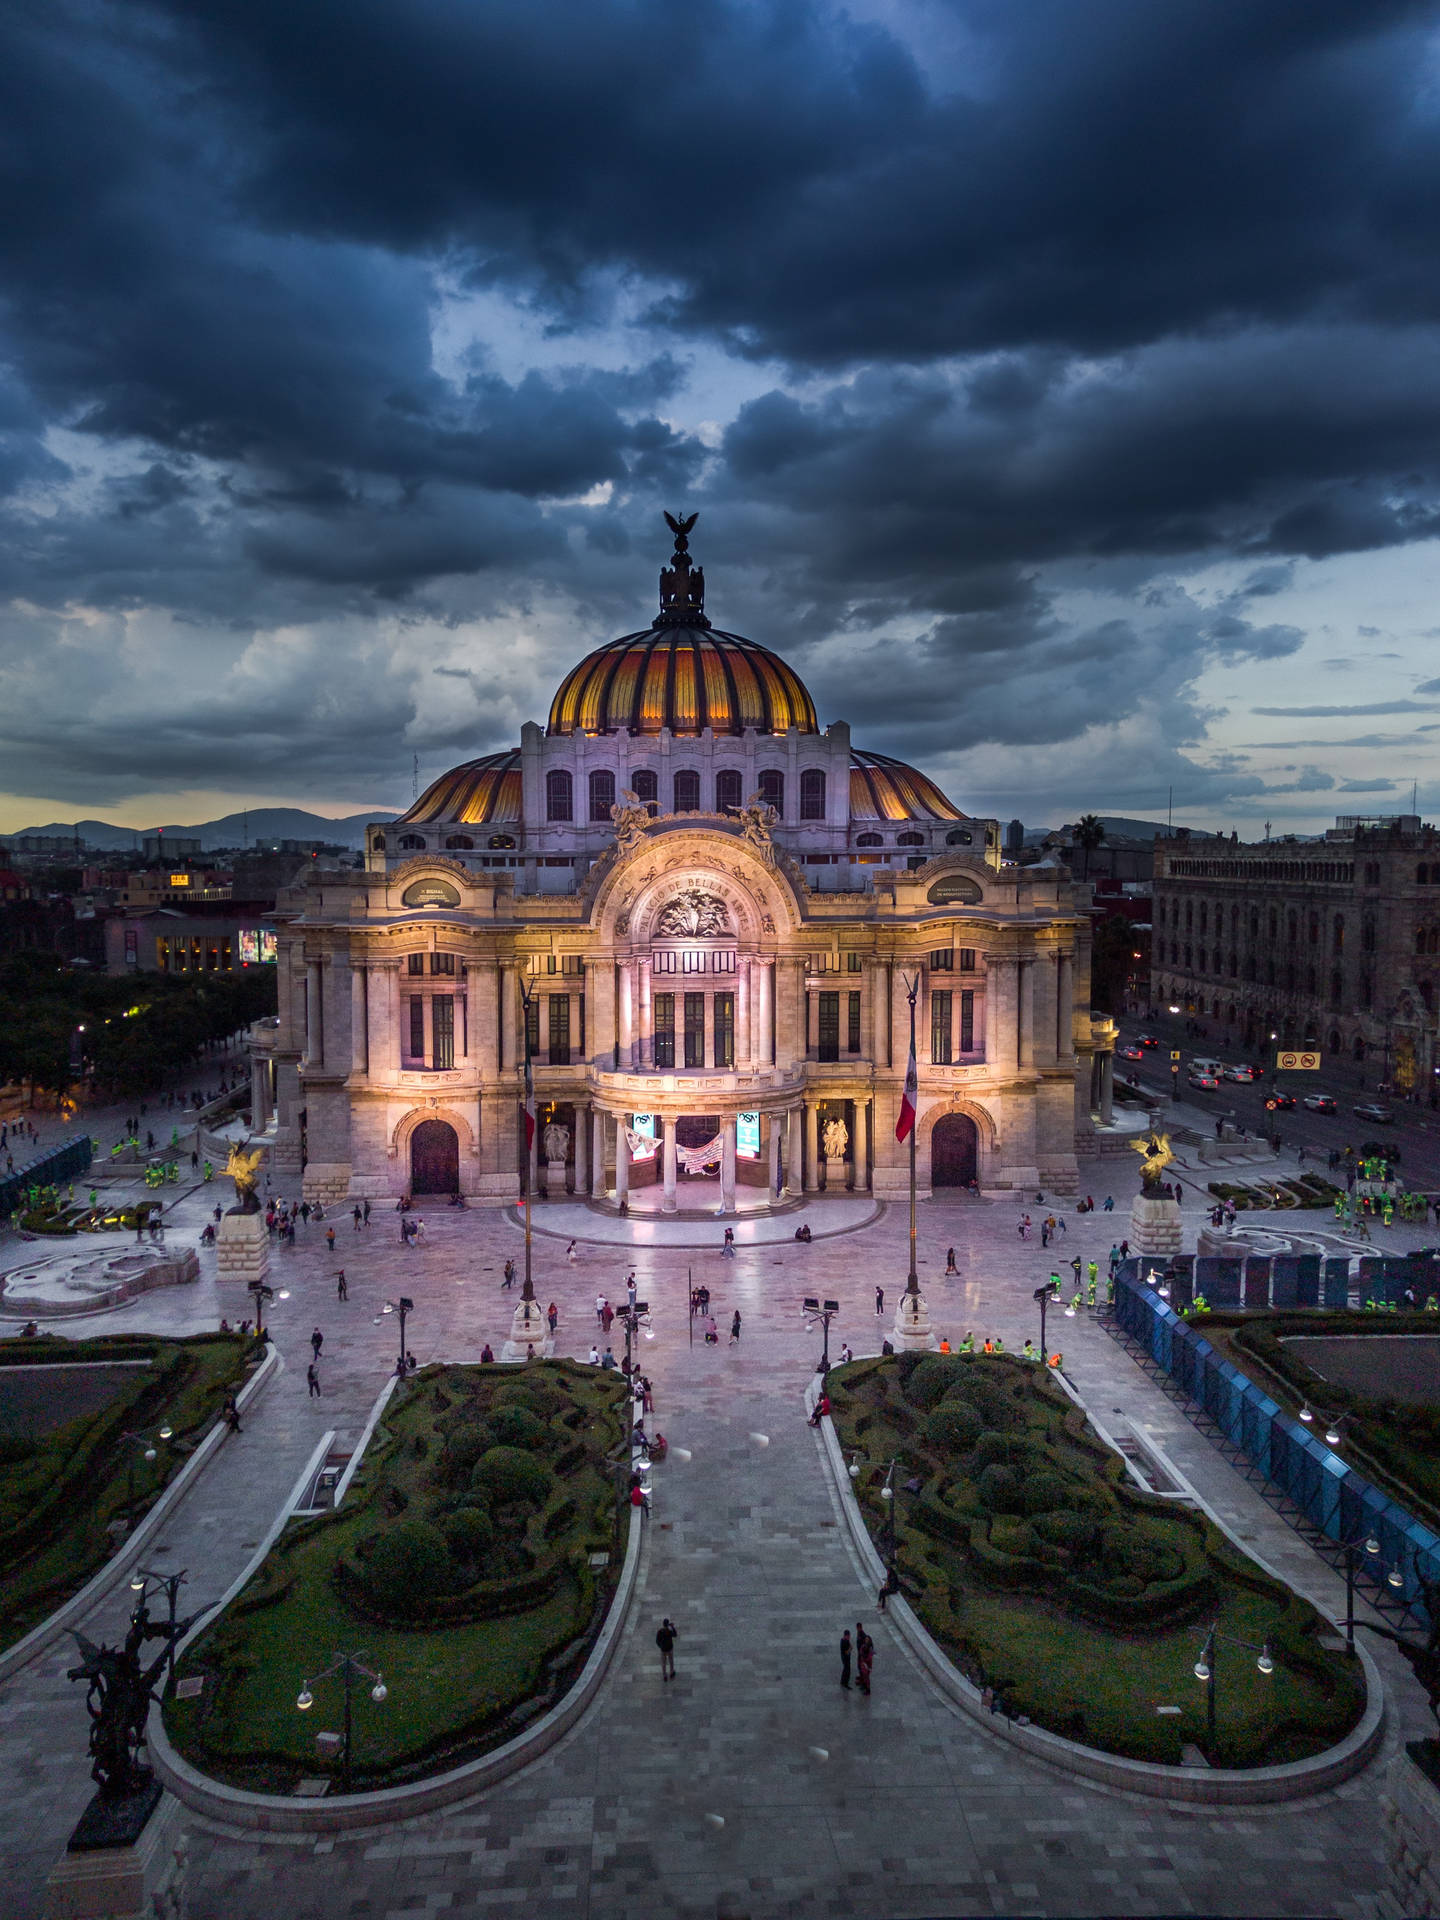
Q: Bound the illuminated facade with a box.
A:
[254,521,1108,1206]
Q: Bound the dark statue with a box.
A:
[67,1591,194,1802]
[656,510,708,627]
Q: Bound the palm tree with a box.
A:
[1071,814,1106,879]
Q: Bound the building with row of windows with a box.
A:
[1151,817,1440,1088]
[254,518,1112,1207]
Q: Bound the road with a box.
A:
[1112,1008,1440,1193]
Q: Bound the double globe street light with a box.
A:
[296,1651,389,1794]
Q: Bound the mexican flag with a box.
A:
[896,1016,918,1143]
[522,1047,536,1154]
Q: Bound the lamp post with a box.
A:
[246,1277,288,1340]
[382,1297,414,1372]
[614,1298,652,1415]
[1033,1279,1059,1359]
[120,1424,172,1527]
[1193,1621,1275,1762]
[902,973,920,1300]
[519,975,537,1303]
[802,1297,841,1374]
[1330,1530,1404,1652]
[127,1565,189,1688]
[296,1651,388,1794]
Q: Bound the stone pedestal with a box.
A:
[891,1286,938,1353]
[501,1294,555,1363]
[1128,1190,1184,1257]
[544,1157,568,1198]
[43,1786,186,1920]
[215,1210,268,1283]
[302,1162,350,1206]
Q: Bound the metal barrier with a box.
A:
[0,1133,95,1220]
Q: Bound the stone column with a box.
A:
[991,956,1019,1071]
[250,1054,269,1129]
[758,959,774,1067]
[1056,952,1074,1060]
[804,1101,820,1194]
[386,966,402,1072]
[719,1115,737,1214]
[873,963,890,1068]
[589,957,615,1068]
[1019,957,1035,1069]
[618,961,634,1070]
[786,1102,803,1195]
[637,958,652,1070]
[500,964,518,1076]
[573,1102,589,1193]
[661,1114,678,1213]
[591,1108,608,1198]
[736,959,752,1069]
[1100,1050,1115,1124]
[768,1111,782,1195]
[305,959,323,1066]
[854,1097,869,1193]
[350,964,369,1077]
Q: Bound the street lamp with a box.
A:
[295,1651,389,1794]
[127,1566,189,1687]
[1331,1531,1405,1653]
[802,1297,841,1374]
[246,1278,288,1339]
[1193,1621,1275,1761]
[1033,1279,1060,1358]
[120,1425,172,1527]
[613,1297,652,1408]
[382,1297,415,1372]
[878,1457,922,1604]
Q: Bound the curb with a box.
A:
[0,1343,281,1684]
[808,1374,1386,1804]
[149,1406,644,1830]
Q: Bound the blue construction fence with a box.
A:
[1123,1248,1440,1312]
[0,1133,95,1221]
[1114,1265,1438,1626]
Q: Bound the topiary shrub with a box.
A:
[973,1430,1037,1469]
[906,1355,964,1410]
[976,1462,1025,1514]
[1033,1508,1101,1556]
[1020,1469,1074,1516]
[440,1504,495,1563]
[925,1401,983,1453]
[947,1374,1012,1429]
[438,1419,495,1485]
[490,1405,546,1450]
[471,1445,553,1509]
[362,1519,454,1612]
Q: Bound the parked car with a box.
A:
[1354,1103,1395,1123]
[1223,1064,1257,1083]
[1265,1093,1296,1111]
[1188,1073,1220,1090]
[1118,1044,1144,1061]
[1302,1094,1338,1114]
[1138,1034,1160,1049]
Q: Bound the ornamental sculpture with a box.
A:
[67,1598,193,1801]
[1131,1131,1176,1194]
[610,789,653,856]
[656,510,708,627]
[738,793,777,863]
[655,889,730,937]
[225,1142,264,1215]
[822,1117,849,1160]
[543,1122,570,1164]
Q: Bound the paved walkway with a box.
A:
[0,1164,1427,1918]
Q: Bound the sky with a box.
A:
[3,0,1440,838]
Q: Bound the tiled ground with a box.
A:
[0,1147,1423,1919]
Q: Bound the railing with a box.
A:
[0,1133,95,1220]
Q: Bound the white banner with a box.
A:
[676,1135,723,1173]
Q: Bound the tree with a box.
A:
[1071,814,1107,879]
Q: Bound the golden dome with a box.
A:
[397,750,522,826]
[849,749,965,823]
[548,625,819,738]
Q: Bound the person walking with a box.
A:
[875,1285,885,1316]
[363,1198,371,1226]
[856,1624,873,1695]
[353,1205,362,1230]
[595,1292,606,1326]
[311,1326,324,1361]
[946,1247,958,1274]
[307,1361,321,1398]
[602,1300,615,1334]
[336,1269,348,1301]
[839,1628,852,1689]
[547,1301,559,1334]
[656,1617,677,1681]
[325,1226,336,1253]
[566,1239,577,1262]
[729,1309,742,1344]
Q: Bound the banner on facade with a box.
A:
[676,1135,723,1173]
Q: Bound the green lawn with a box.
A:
[829,1353,1365,1768]
[164,1360,629,1793]
[0,1333,254,1652]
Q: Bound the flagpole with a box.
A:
[905,972,919,1297]
[520,976,535,1304]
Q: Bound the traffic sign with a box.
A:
[1170,1051,1181,1062]
[1276,1050,1321,1071]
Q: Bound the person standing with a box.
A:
[875,1285,884,1316]
[336,1269,347,1301]
[311,1326,324,1361]
[729,1309,742,1344]
[307,1361,321,1398]
[839,1628,852,1689]
[946,1247,958,1273]
[856,1624,873,1695]
[353,1205,362,1231]
[325,1226,336,1253]
[656,1617,677,1681]
[547,1301,559,1334]
[363,1198,371,1226]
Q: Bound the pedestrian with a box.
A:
[363,1198,371,1225]
[566,1239,577,1262]
[602,1301,615,1333]
[307,1361,320,1398]
[1041,1222,1049,1248]
[326,1226,336,1253]
[875,1285,885,1316]
[642,1375,654,1414]
[311,1326,323,1360]
[839,1628,852,1688]
[839,1342,853,1364]
[656,1617,677,1680]
[222,1393,242,1434]
[730,1309,742,1344]
[946,1247,958,1273]
[856,1624,873,1695]
[353,1205,362,1230]
[336,1269,348,1301]
[547,1301,559,1333]
[595,1293,606,1326]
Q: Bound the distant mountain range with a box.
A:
[4,808,401,852]
[1023,816,1219,844]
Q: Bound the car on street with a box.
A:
[1354,1103,1395,1123]
[1188,1073,1220,1090]
[1302,1094,1338,1114]
[1223,1064,1257,1082]
[1265,1093,1296,1111]
[1138,1034,1160,1048]
[1118,1044,1144,1061]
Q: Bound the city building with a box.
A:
[253,518,1112,1206]
[1152,816,1440,1088]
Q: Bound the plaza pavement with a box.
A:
[0,1151,1429,1919]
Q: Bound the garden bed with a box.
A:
[163,1360,629,1795]
[827,1353,1364,1768]
[1207,1174,1341,1211]
[0,1332,253,1652]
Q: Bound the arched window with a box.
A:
[945,828,972,845]
[1362,915,1376,953]
[488,833,515,849]
[444,834,475,850]
[372,832,387,851]
[1287,910,1298,946]
[631,769,659,814]
[897,831,925,847]
[800,769,826,820]
[1333,914,1345,953]
[1331,971,1343,1006]
[1199,903,1208,934]
[1308,914,1319,945]
[715,769,742,814]
[398,833,425,851]
[1227,950,1237,977]
[1267,909,1277,942]
[673,769,701,812]
[758,769,784,816]
[546,769,573,822]
[856,832,883,847]
[588,769,615,822]
[1185,902,1193,932]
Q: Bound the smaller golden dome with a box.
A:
[398,750,522,826]
[849,750,965,823]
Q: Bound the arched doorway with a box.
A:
[931,1112,978,1187]
[411,1119,459,1195]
